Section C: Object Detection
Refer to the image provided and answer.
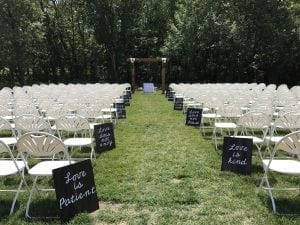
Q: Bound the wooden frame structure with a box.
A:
[127,57,168,93]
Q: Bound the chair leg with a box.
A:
[258,173,277,214]
[201,123,206,136]
[212,127,218,150]
[257,173,267,193]
[90,144,95,160]
[9,178,24,216]
[265,175,277,214]
[25,176,39,218]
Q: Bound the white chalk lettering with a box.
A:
[98,127,110,134]
[64,170,87,185]
[232,152,240,158]
[74,181,83,190]
[228,157,247,165]
[59,186,97,209]
[228,144,248,152]
[99,133,111,139]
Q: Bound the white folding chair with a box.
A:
[77,105,105,130]
[265,111,300,148]
[55,114,95,160]
[0,105,14,121]
[16,132,73,218]
[15,114,52,137]
[259,130,300,214]
[212,105,242,150]
[0,117,18,149]
[0,140,27,216]
[233,111,272,160]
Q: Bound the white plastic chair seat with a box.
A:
[0,160,26,176]
[0,137,17,145]
[215,122,237,129]
[101,108,117,113]
[64,138,93,146]
[47,116,57,121]
[232,135,263,143]
[3,115,15,121]
[96,115,112,120]
[202,113,221,119]
[262,159,300,175]
[265,136,284,143]
[89,123,101,130]
[28,161,74,176]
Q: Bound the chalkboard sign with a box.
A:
[126,90,132,99]
[186,108,202,126]
[113,102,126,119]
[123,94,130,106]
[221,137,253,175]
[174,97,184,110]
[53,160,99,222]
[167,90,175,101]
[94,123,116,152]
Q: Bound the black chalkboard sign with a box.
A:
[126,90,132,99]
[53,160,99,222]
[174,97,184,110]
[186,108,202,126]
[114,102,126,119]
[221,137,253,175]
[167,91,175,101]
[94,123,116,152]
[123,94,130,106]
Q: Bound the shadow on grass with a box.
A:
[258,194,300,216]
[26,198,60,219]
[0,199,15,218]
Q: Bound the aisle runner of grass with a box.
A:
[91,92,300,225]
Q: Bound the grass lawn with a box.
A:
[1,91,300,225]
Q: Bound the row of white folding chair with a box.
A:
[212,110,300,154]
[232,111,272,159]
[265,111,300,148]
[0,114,96,160]
[212,105,244,149]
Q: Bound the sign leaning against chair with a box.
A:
[186,108,202,126]
[53,159,99,222]
[221,137,253,175]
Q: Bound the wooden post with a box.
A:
[130,58,135,93]
[161,58,167,94]
[127,57,168,93]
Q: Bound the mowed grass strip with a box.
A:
[1,91,300,225]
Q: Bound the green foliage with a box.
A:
[0,0,299,86]
[163,0,300,85]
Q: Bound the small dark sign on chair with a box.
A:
[53,160,99,222]
[174,97,184,110]
[114,102,126,119]
[221,137,253,175]
[94,123,116,152]
[186,108,202,126]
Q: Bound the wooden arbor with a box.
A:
[128,57,168,93]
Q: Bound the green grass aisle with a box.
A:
[1,92,300,225]
[91,92,300,225]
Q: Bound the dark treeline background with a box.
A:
[0,0,299,88]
